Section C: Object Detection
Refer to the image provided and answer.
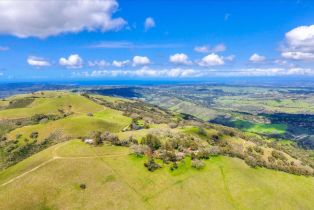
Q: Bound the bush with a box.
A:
[244,156,258,168]
[253,146,264,155]
[144,158,161,172]
[168,122,178,129]
[29,131,38,139]
[191,159,205,169]
[92,131,102,145]
[209,146,220,156]
[141,134,161,151]
[196,127,207,136]
[80,184,86,189]
[197,148,211,159]
[271,150,287,161]
[130,144,150,157]
[170,162,178,171]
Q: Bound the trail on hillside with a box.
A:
[0,142,127,188]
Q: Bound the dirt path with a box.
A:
[0,142,127,188]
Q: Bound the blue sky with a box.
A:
[0,0,314,81]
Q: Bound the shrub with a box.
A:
[130,144,150,157]
[29,131,38,139]
[170,162,178,171]
[268,156,276,163]
[141,134,161,151]
[92,131,102,145]
[80,184,86,189]
[144,158,161,172]
[209,146,220,156]
[271,150,287,161]
[253,146,264,155]
[244,156,258,168]
[168,122,178,129]
[191,159,205,169]
[197,148,211,159]
[196,127,207,136]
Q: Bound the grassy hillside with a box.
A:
[0,91,104,119]
[0,91,314,210]
[6,108,131,143]
[0,140,313,210]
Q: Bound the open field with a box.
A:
[0,91,104,119]
[0,139,313,210]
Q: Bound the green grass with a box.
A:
[0,92,104,119]
[6,112,131,143]
[0,139,313,210]
[233,120,287,135]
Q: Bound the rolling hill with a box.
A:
[0,91,313,210]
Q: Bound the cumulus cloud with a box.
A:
[281,51,314,60]
[213,44,226,52]
[249,53,266,62]
[194,46,209,53]
[169,53,192,65]
[281,25,314,61]
[112,60,130,67]
[224,55,235,61]
[198,53,224,66]
[144,17,155,31]
[72,66,314,78]
[0,0,126,38]
[194,44,226,53]
[59,54,83,69]
[72,67,204,78]
[88,60,110,68]
[132,56,150,66]
[27,56,50,67]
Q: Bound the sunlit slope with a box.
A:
[0,91,104,119]
[6,108,131,142]
[0,140,313,210]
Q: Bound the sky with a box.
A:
[0,0,314,81]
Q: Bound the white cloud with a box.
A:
[281,25,314,61]
[144,17,155,31]
[285,25,314,52]
[198,53,224,66]
[72,66,314,78]
[0,46,9,51]
[27,56,50,67]
[224,55,235,61]
[112,60,130,67]
[0,0,126,38]
[281,51,314,60]
[249,53,266,62]
[169,53,192,65]
[88,60,110,68]
[194,46,209,53]
[194,44,226,53]
[213,44,226,52]
[274,59,287,65]
[132,56,150,66]
[72,67,204,78]
[59,54,83,69]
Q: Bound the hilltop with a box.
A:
[0,91,313,209]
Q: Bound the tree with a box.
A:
[144,158,161,171]
[141,134,161,151]
[191,159,205,169]
[93,131,102,145]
